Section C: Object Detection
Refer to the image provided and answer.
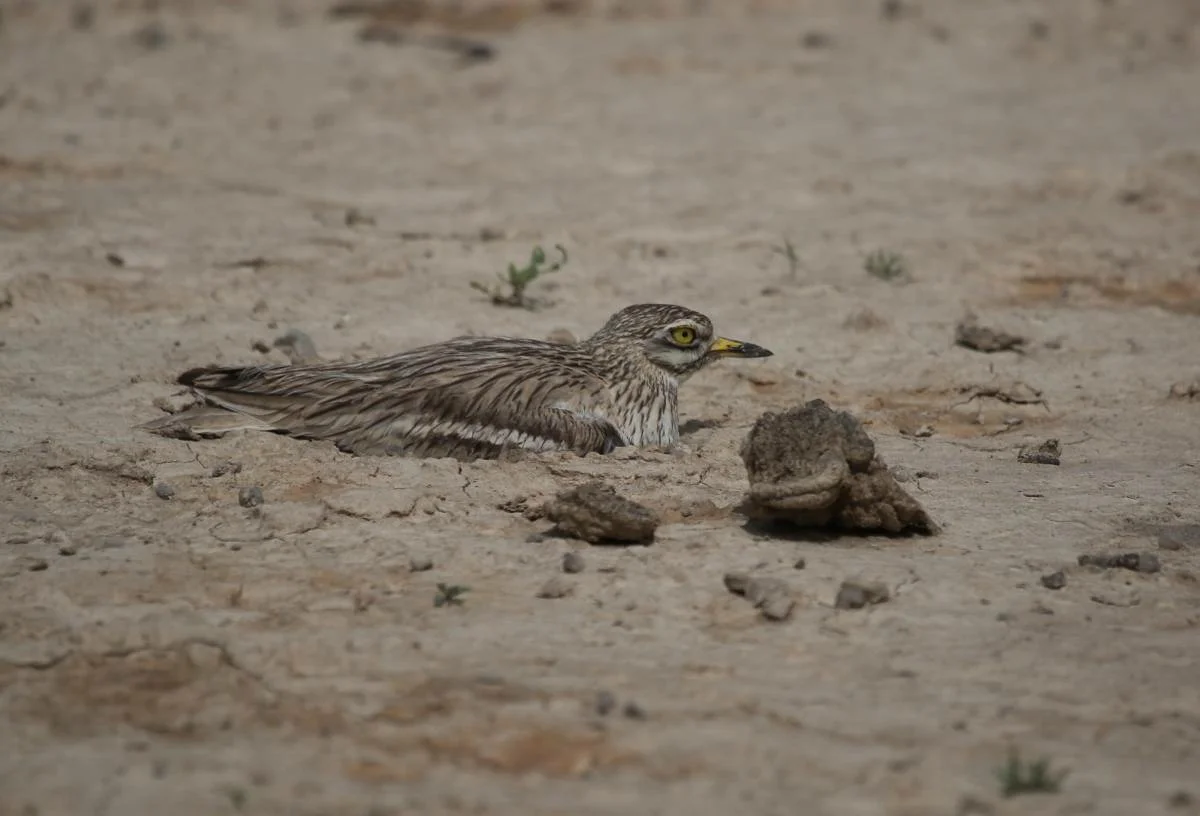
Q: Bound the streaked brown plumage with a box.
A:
[140,303,773,460]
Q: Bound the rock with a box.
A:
[545,328,577,345]
[723,572,796,622]
[238,486,264,508]
[544,481,659,544]
[409,555,434,573]
[834,579,890,609]
[793,557,807,570]
[562,551,586,574]
[1078,552,1160,573]
[536,576,574,599]
[739,400,937,535]
[954,312,1027,353]
[1018,439,1061,466]
[1040,571,1067,590]
[210,460,243,478]
[154,482,176,500]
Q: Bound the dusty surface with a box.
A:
[2,1,1200,814]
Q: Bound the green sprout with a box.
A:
[996,749,1068,798]
[863,248,909,282]
[772,238,801,278]
[471,244,568,309]
[434,583,470,608]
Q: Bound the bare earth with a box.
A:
[2,1,1200,814]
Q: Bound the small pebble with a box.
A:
[1041,571,1066,590]
[27,557,49,572]
[238,486,264,508]
[835,579,890,610]
[71,3,95,30]
[408,555,434,573]
[562,551,586,573]
[594,690,616,716]
[793,557,807,570]
[622,701,647,720]
[536,576,574,599]
[344,208,375,227]
[154,482,176,500]
[760,594,796,621]
[132,21,170,50]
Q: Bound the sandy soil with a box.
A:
[2,1,1200,814]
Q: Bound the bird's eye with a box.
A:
[669,326,696,346]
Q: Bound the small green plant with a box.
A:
[471,244,568,309]
[434,583,470,607]
[863,248,909,282]
[771,238,801,278]
[996,749,1067,798]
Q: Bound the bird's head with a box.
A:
[586,303,773,381]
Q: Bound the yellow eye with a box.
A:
[670,326,696,346]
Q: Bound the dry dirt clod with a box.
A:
[1041,571,1067,590]
[544,481,659,544]
[273,329,319,364]
[1169,380,1200,400]
[1078,552,1161,574]
[793,557,807,570]
[954,312,1027,353]
[24,557,50,572]
[152,391,198,415]
[562,551,586,573]
[723,572,796,622]
[238,486,264,508]
[153,482,176,500]
[739,399,937,535]
[536,576,574,599]
[835,579,890,610]
[1018,439,1062,466]
[409,555,434,573]
[344,207,375,227]
[210,460,243,478]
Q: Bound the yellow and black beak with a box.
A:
[707,337,773,359]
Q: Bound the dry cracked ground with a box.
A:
[2,1,1200,814]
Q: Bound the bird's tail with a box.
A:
[138,404,279,440]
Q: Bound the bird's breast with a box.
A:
[611,381,678,447]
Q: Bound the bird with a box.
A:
[139,303,774,461]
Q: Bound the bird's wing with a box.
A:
[161,337,625,459]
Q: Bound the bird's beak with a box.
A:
[707,337,773,359]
